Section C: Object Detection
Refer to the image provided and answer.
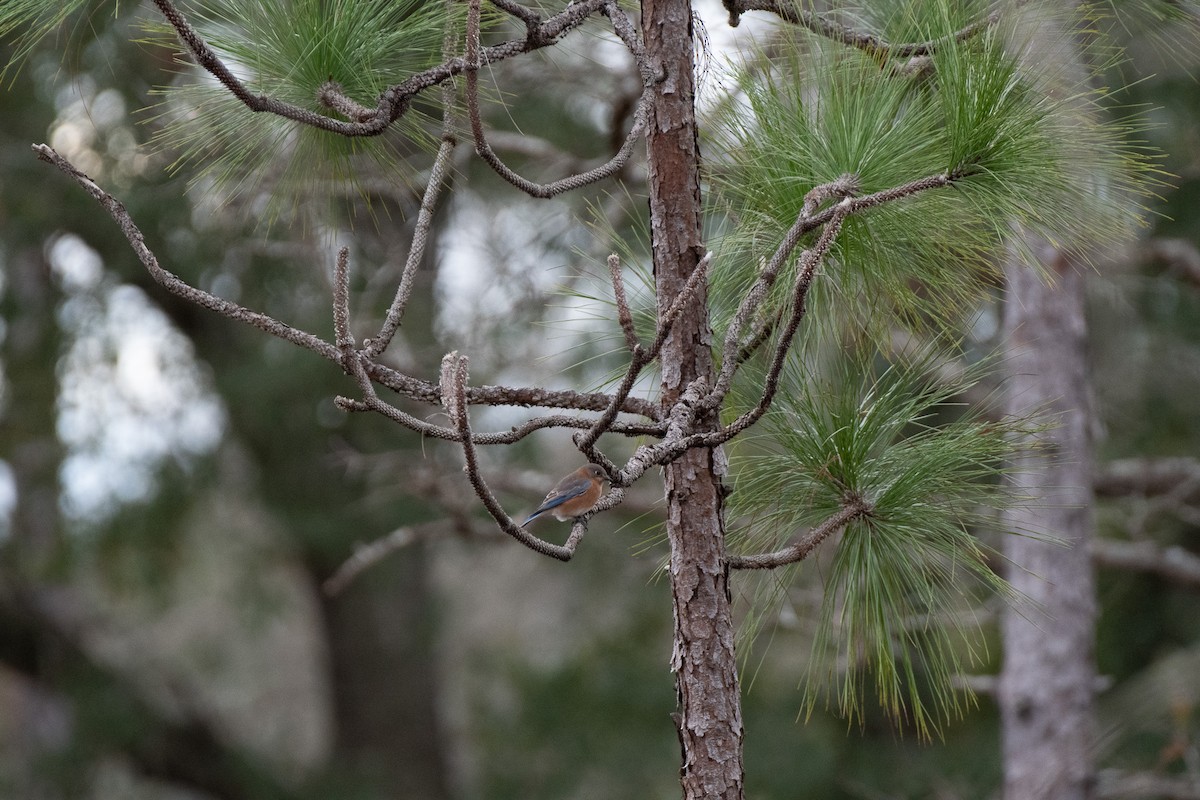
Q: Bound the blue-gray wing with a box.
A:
[522,478,588,525]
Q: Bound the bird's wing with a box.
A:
[533,480,588,513]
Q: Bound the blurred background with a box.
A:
[1,1,1199,798]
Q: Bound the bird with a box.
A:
[522,464,609,527]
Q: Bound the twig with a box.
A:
[709,202,849,444]
[317,82,377,122]
[463,0,648,198]
[574,253,712,461]
[333,246,354,355]
[447,353,583,561]
[654,251,712,355]
[365,359,661,420]
[609,253,641,353]
[711,176,858,403]
[323,526,420,595]
[619,378,712,487]
[153,0,611,138]
[602,1,655,84]
[728,498,871,569]
[725,0,1004,58]
[648,200,853,464]
[363,135,457,358]
[718,170,963,389]
[38,142,612,447]
[37,142,666,432]
[33,143,341,362]
[489,0,544,29]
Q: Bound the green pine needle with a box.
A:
[1,0,98,81]
[140,0,460,216]
[729,349,1026,737]
[707,0,1161,344]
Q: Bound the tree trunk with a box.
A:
[641,0,745,797]
[999,238,1097,800]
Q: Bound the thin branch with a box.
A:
[609,253,641,353]
[489,0,544,28]
[734,316,773,366]
[153,0,611,138]
[463,0,648,198]
[335,394,664,443]
[618,377,712,487]
[37,142,667,431]
[716,170,962,397]
[34,143,341,362]
[363,134,457,358]
[574,252,712,461]
[448,353,582,561]
[698,204,847,447]
[648,200,853,464]
[711,176,858,403]
[728,498,872,569]
[323,526,420,595]
[725,0,1004,58]
[653,251,712,356]
[602,0,655,84]
[317,81,376,122]
[333,246,354,353]
[365,359,662,420]
[1092,539,1200,589]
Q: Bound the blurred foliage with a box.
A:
[728,352,1019,738]
[1,0,1199,798]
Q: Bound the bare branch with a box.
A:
[464,0,648,198]
[35,142,668,433]
[1092,539,1200,589]
[317,81,377,122]
[653,251,712,357]
[335,395,660,443]
[448,353,583,561]
[34,143,341,361]
[574,252,711,461]
[734,316,773,366]
[489,0,544,28]
[602,0,654,83]
[333,246,354,354]
[363,135,457,358]
[728,498,871,569]
[725,0,1003,58]
[153,0,611,138]
[366,359,662,419]
[609,253,641,353]
[711,170,963,408]
[323,526,420,595]
[712,176,858,401]
[619,377,712,486]
[648,200,853,463]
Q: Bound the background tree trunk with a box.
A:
[641,0,745,796]
[999,238,1098,800]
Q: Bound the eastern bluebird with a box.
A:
[522,464,609,527]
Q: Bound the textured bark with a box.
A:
[999,239,1097,800]
[642,0,745,797]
